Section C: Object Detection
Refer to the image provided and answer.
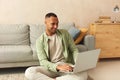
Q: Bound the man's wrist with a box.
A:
[56,65,60,72]
[56,68,59,72]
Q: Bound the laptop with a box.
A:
[61,49,101,74]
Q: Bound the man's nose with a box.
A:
[54,25,58,29]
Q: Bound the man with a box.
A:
[25,13,88,80]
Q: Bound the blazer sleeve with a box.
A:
[36,37,58,72]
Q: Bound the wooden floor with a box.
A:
[0,67,28,80]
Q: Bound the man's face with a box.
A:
[45,16,59,35]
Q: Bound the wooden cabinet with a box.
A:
[89,23,120,58]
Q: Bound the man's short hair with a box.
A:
[45,12,57,18]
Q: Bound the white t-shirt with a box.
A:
[48,33,65,63]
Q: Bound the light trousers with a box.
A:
[25,66,88,80]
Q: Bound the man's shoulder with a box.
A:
[36,33,46,43]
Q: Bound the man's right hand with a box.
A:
[56,64,73,72]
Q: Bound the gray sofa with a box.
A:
[0,23,95,68]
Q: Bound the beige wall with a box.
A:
[0,0,120,27]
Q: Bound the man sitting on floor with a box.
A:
[25,12,88,80]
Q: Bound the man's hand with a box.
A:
[56,64,73,72]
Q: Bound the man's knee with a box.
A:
[25,67,37,80]
[25,66,56,80]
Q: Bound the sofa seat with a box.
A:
[0,45,33,63]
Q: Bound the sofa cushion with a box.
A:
[29,24,45,45]
[68,27,80,40]
[58,22,75,30]
[74,28,88,45]
[0,45,33,63]
[0,24,29,45]
[58,23,81,40]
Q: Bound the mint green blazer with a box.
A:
[36,29,78,72]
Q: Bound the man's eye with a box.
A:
[51,23,58,26]
[52,23,55,25]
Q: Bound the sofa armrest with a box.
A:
[83,35,95,50]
